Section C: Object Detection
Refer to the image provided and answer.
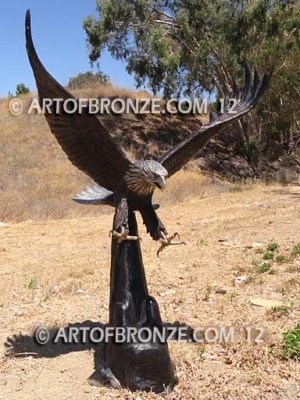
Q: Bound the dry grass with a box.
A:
[0,97,93,222]
[155,171,215,205]
[72,84,151,100]
[1,184,300,399]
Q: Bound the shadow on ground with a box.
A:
[5,320,195,387]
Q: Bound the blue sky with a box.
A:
[0,0,136,97]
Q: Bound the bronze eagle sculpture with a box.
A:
[25,10,268,256]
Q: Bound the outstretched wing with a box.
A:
[25,10,130,192]
[159,66,269,177]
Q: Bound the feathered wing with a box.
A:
[25,10,130,192]
[159,66,269,177]
[73,184,114,205]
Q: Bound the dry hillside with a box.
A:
[0,87,207,222]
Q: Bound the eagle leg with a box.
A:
[109,228,141,243]
[157,232,186,257]
[110,198,141,243]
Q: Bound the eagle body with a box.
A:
[110,160,169,240]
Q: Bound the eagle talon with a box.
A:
[157,232,186,257]
[109,229,141,243]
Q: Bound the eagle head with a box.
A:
[134,160,168,191]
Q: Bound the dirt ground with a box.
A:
[0,183,300,400]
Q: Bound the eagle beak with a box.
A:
[154,176,166,190]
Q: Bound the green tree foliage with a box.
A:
[15,83,30,96]
[67,70,110,90]
[84,0,300,161]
